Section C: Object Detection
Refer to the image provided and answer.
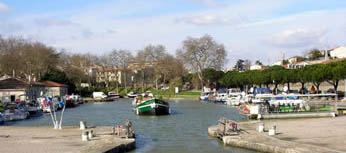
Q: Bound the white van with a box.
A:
[92,92,107,99]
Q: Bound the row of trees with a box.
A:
[219,60,346,93]
[0,34,228,94]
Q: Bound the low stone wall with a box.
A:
[208,125,302,153]
[222,136,300,153]
[260,112,336,119]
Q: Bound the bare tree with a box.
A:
[109,49,133,93]
[0,36,58,81]
[176,34,226,89]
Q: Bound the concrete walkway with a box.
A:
[209,116,346,153]
[0,126,135,153]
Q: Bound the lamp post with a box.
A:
[344,79,346,99]
[88,68,92,89]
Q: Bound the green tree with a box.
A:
[234,59,245,71]
[326,60,346,91]
[40,68,76,94]
[255,60,263,65]
[308,49,323,61]
[202,68,224,88]
[305,64,328,93]
[297,67,309,93]
[267,66,286,92]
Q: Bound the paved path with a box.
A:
[238,116,346,153]
[0,126,135,153]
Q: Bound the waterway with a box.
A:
[4,99,257,153]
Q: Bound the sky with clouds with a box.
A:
[0,0,346,67]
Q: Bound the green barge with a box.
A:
[134,98,170,115]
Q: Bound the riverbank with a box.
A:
[209,116,346,153]
[0,126,135,153]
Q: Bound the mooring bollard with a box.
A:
[258,123,264,132]
[80,121,87,130]
[268,125,276,136]
[88,130,94,139]
[82,131,89,141]
[257,114,262,120]
[112,127,115,135]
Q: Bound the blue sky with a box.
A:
[1,0,346,66]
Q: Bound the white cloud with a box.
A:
[190,0,227,7]
[269,28,327,48]
[0,2,8,12]
[176,14,244,25]
[34,18,77,27]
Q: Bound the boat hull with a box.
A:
[135,99,170,115]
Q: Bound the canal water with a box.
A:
[4,99,257,153]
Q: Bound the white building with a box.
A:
[250,64,264,70]
[272,60,283,66]
[330,47,346,58]
[286,61,309,69]
[287,56,303,64]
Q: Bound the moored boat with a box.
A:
[2,103,29,121]
[127,92,138,98]
[0,113,3,124]
[134,97,170,115]
[108,92,120,99]
[200,92,213,101]
[26,100,42,116]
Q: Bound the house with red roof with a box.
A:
[40,81,68,97]
[0,78,45,102]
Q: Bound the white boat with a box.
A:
[268,94,307,106]
[239,94,309,115]
[226,94,242,106]
[108,92,120,99]
[2,103,29,121]
[200,92,213,101]
[225,88,242,106]
[215,93,228,103]
[26,100,42,116]
[127,92,138,98]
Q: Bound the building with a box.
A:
[287,56,303,64]
[250,64,264,70]
[40,81,68,97]
[272,60,284,66]
[330,47,346,58]
[93,66,123,85]
[286,61,309,69]
[0,78,45,102]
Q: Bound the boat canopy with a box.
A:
[254,88,271,95]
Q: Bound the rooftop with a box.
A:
[40,81,68,88]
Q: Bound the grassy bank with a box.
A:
[152,90,201,100]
